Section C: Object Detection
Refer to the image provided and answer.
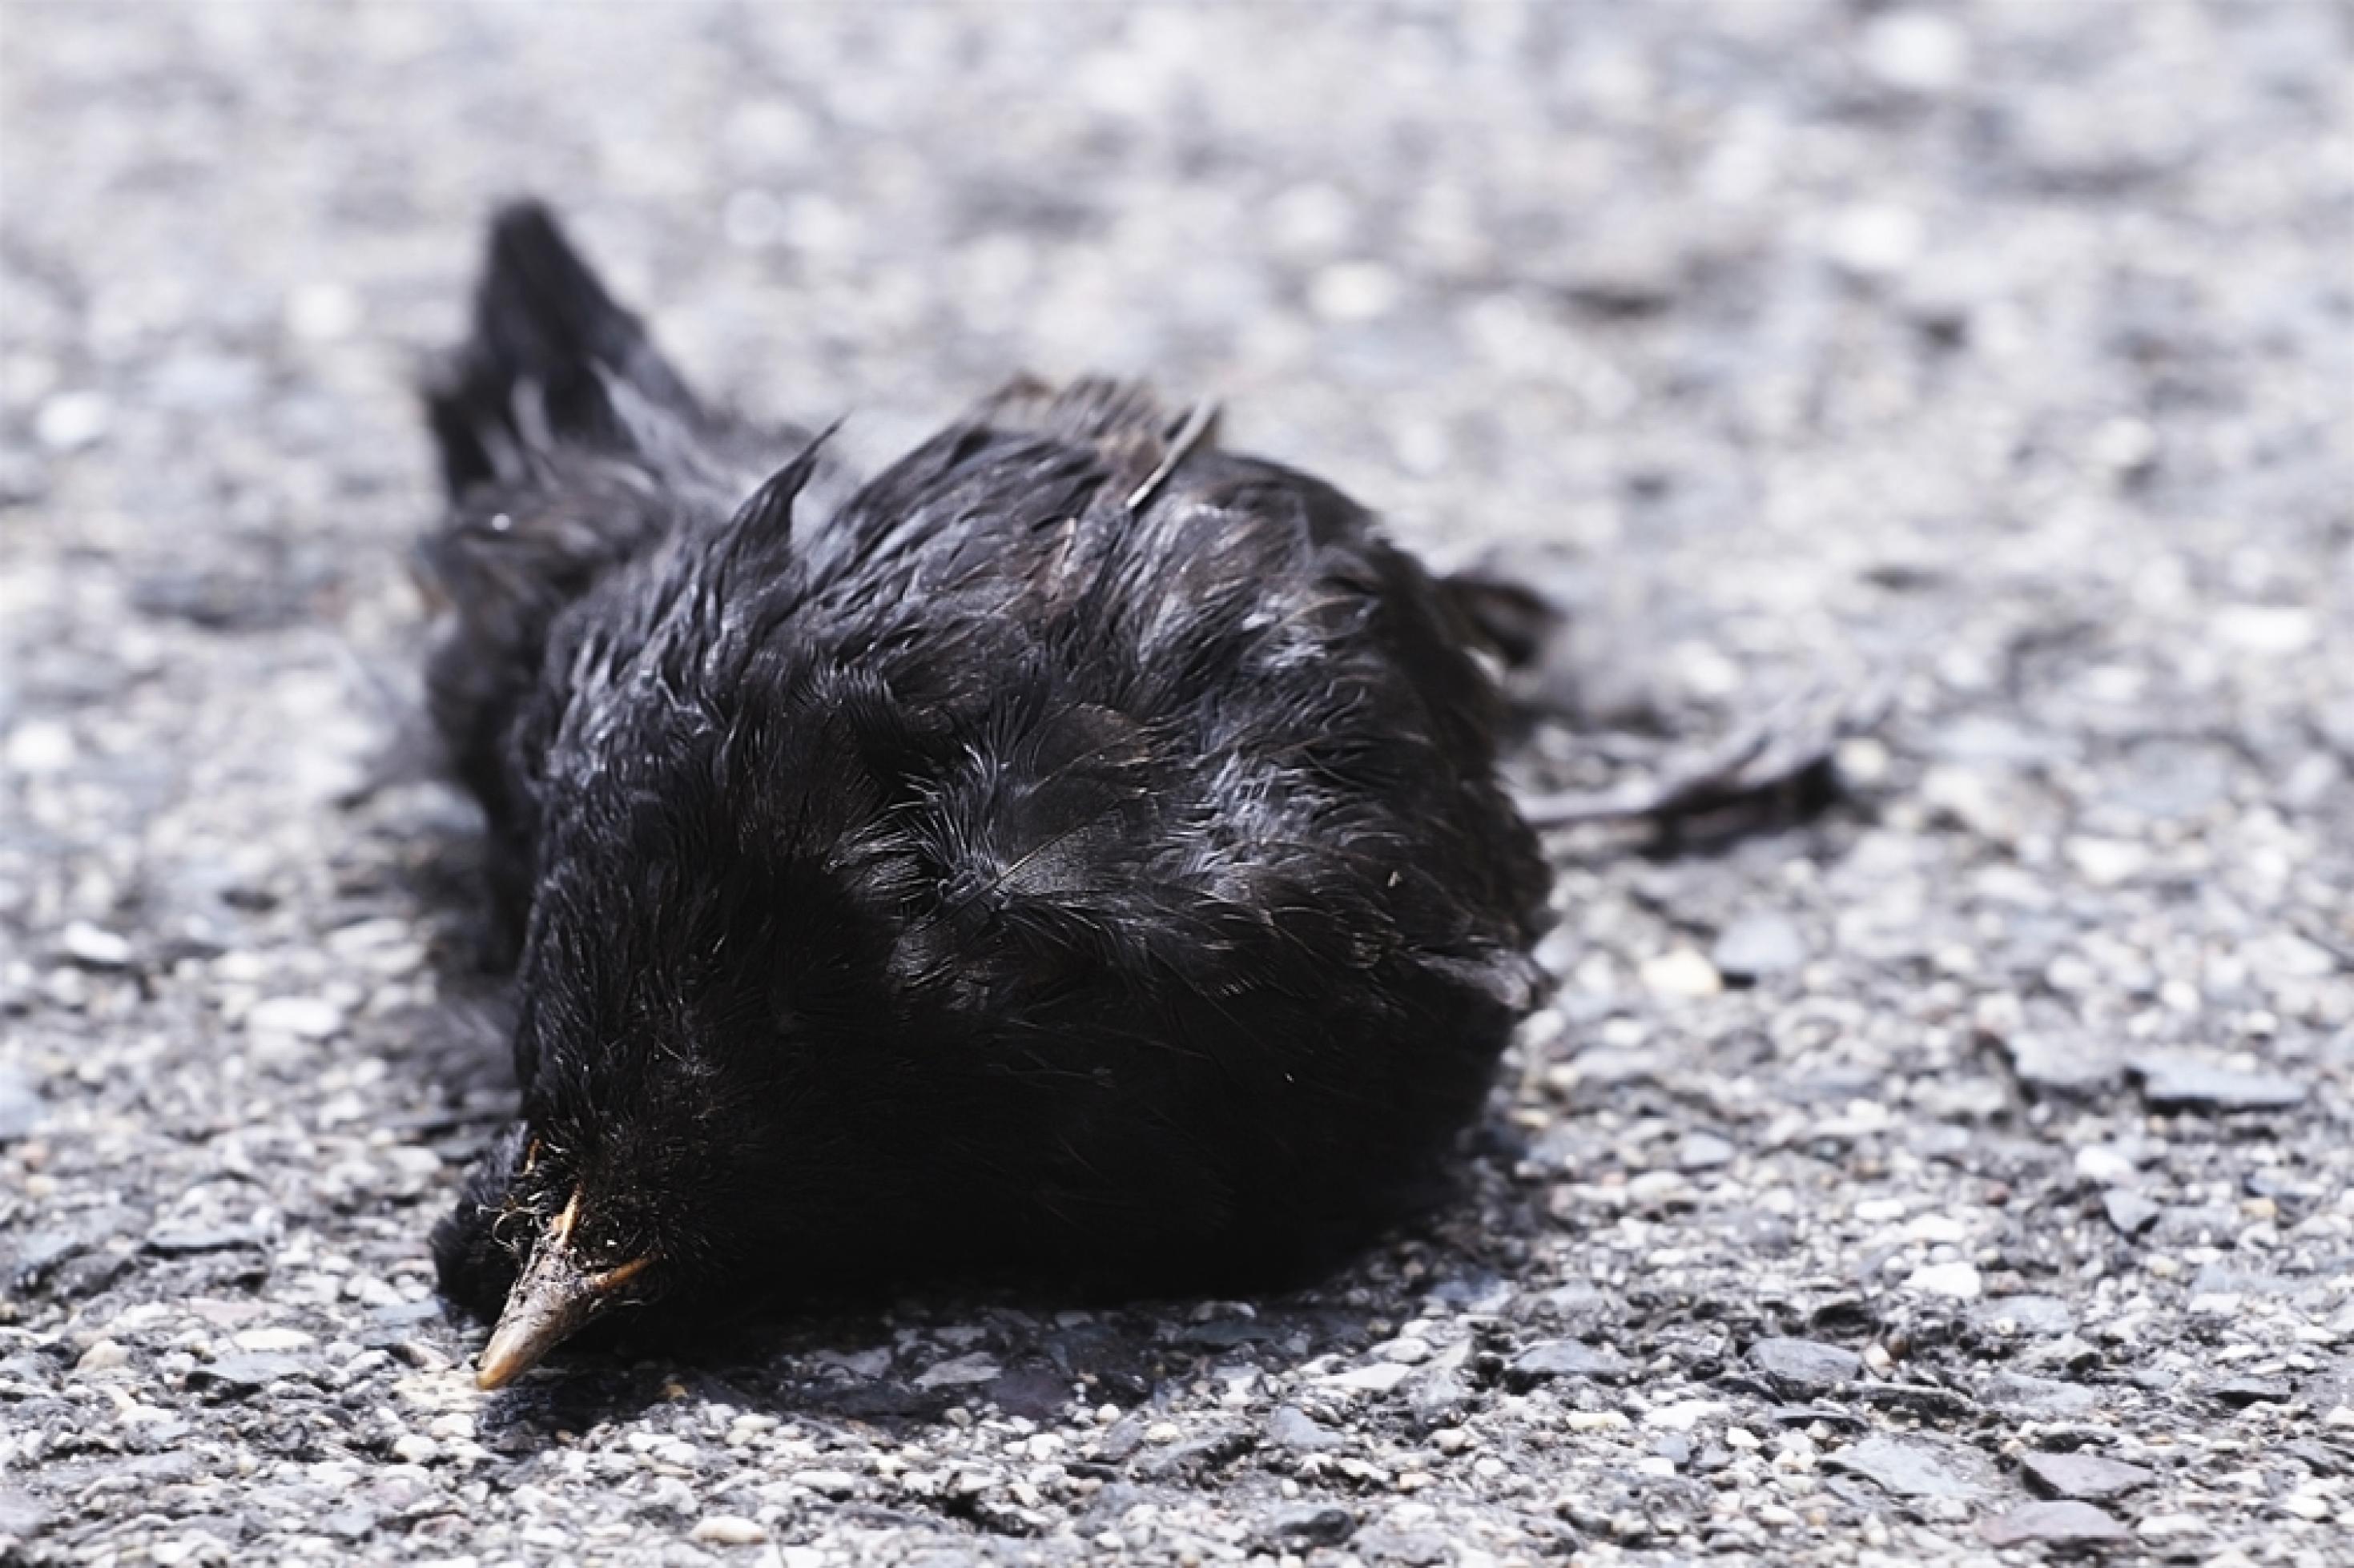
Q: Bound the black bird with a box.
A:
[418,203,1551,1388]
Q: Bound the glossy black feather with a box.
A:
[420,203,1551,1340]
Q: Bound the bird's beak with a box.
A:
[476,1211,653,1389]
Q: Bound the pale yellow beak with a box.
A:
[475,1201,653,1389]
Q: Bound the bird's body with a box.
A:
[421,204,1551,1384]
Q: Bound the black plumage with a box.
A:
[419,203,1551,1387]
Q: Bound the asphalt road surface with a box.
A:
[3,2,2350,1564]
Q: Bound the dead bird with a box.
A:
[417,202,1551,1389]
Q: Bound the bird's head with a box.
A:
[431,1119,668,1388]
[433,444,926,1385]
[425,669,783,1385]
[431,787,821,1389]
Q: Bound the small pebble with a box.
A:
[2074,1146,2137,1184]
[1307,260,1402,322]
[1979,1501,2131,1549]
[1640,948,1723,998]
[0,1068,44,1143]
[34,391,110,451]
[689,1516,768,1546]
[790,1469,859,1498]
[1858,10,1970,94]
[59,922,133,968]
[5,719,77,774]
[245,995,346,1040]
[2019,1451,2155,1502]
[1643,1399,1728,1432]
[1823,203,1924,278]
[2131,1053,2308,1113]
[1903,1261,1983,1301]
[76,1340,130,1373]
[2104,1191,2161,1236]
[1322,1362,1415,1395]
[1710,913,1806,981]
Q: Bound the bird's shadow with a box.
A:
[460,1270,1418,1458]
[450,1132,1550,1457]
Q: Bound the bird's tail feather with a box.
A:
[426,199,699,495]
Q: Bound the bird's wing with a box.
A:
[810,428,1547,1000]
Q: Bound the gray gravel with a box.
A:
[5,2,2352,1564]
